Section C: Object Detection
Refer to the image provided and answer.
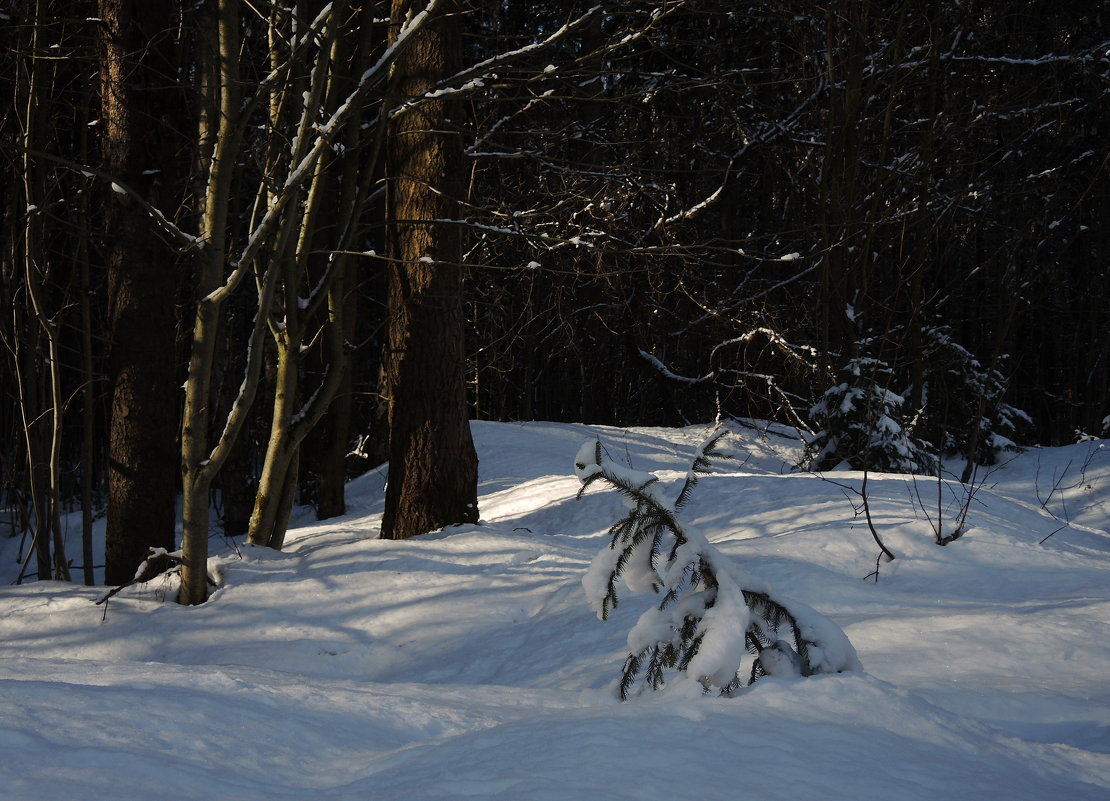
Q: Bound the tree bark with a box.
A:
[381,0,479,540]
[99,0,183,585]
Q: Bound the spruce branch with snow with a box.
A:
[575,430,860,699]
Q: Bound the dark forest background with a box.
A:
[2,1,1107,590]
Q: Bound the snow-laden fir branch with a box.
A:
[575,430,860,699]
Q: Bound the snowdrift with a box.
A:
[1,421,1108,800]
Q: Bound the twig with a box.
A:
[1036,455,1072,511]
[1039,523,1069,545]
[863,551,884,583]
[95,548,181,606]
[860,471,897,562]
[94,546,216,618]
[814,471,897,575]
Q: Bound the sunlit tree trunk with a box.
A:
[381,0,479,539]
[247,0,354,549]
[179,0,240,604]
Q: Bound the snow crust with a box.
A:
[1,420,1108,800]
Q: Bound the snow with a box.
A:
[423,77,485,99]
[638,348,708,384]
[2,421,1109,800]
[682,567,750,687]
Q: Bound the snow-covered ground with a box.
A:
[2,420,1108,800]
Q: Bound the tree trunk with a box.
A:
[17,0,69,582]
[213,295,258,538]
[99,0,183,585]
[247,329,301,548]
[304,5,376,522]
[381,0,479,540]
[179,0,239,605]
[245,0,361,549]
[80,255,97,585]
[305,283,355,521]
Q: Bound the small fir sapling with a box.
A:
[806,357,937,474]
[575,429,861,699]
[916,326,1029,466]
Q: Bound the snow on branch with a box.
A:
[638,350,712,385]
[467,90,555,155]
[707,327,817,367]
[389,5,605,123]
[395,2,689,123]
[460,5,604,79]
[858,39,1110,90]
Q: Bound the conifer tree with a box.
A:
[806,357,936,474]
[915,326,1030,467]
[576,430,860,699]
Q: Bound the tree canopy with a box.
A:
[2,1,1106,590]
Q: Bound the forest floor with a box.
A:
[2,420,1108,800]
